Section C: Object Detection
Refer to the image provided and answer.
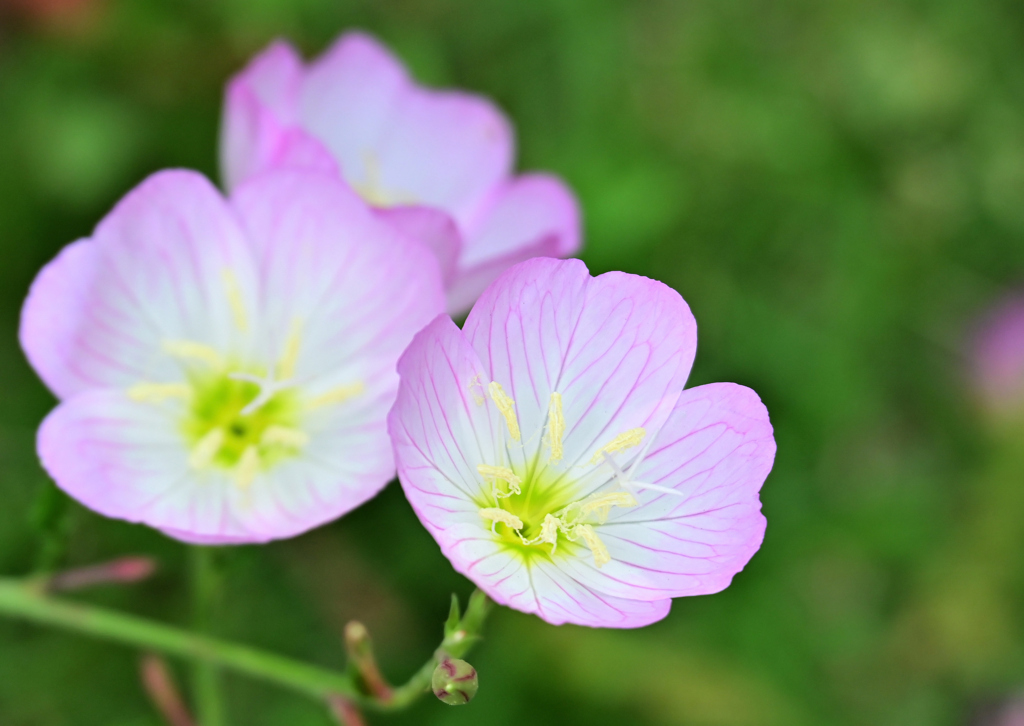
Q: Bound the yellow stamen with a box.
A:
[590,428,646,463]
[163,340,224,370]
[476,464,522,497]
[479,508,523,534]
[574,524,611,568]
[189,428,225,469]
[488,382,521,441]
[260,425,309,449]
[234,446,261,489]
[579,491,639,522]
[128,383,191,403]
[546,392,565,462]
[307,382,364,410]
[278,319,302,380]
[221,269,249,333]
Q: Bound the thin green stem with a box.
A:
[0,577,488,713]
[190,548,226,726]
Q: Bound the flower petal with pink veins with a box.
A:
[38,387,403,542]
[561,383,773,601]
[389,315,503,534]
[20,170,258,400]
[38,390,248,538]
[463,257,696,484]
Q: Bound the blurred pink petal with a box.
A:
[222,32,581,313]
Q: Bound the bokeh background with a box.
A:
[2,0,1024,724]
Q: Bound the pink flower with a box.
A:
[388,258,775,627]
[220,31,581,314]
[21,169,445,543]
[972,294,1024,419]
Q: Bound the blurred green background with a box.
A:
[2,0,1024,724]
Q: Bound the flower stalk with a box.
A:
[0,576,488,714]
[190,547,226,726]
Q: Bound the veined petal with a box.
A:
[463,258,696,486]
[527,559,672,628]
[389,315,502,534]
[230,170,445,389]
[563,383,773,601]
[37,389,246,537]
[21,171,259,400]
[37,387,396,543]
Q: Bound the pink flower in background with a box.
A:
[388,258,774,627]
[972,294,1024,418]
[220,31,581,314]
[21,169,444,543]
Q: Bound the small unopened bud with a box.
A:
[431,657,478,705]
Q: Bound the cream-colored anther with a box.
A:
[477,465,522,497]
[128,383,191,403]
[261,425,309,449]
[479,508,524,535]
[590,428,646,463]
[579,491,639,522]
[234,446,261,489]
[536,514,561,553]
[488,382,521,442]
[163,340,224,370]
[189,428,225,469]
[307,382,365,410]
[574,524,611,568]
[221,269,249,333]
[546,392,565,462]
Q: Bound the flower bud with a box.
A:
[431,656,478,705]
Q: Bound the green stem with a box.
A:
[0,577,488,712]
[190,548,226,726]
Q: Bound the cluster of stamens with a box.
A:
[474,380,653,568]
[124,270,363,489]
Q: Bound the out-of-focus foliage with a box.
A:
[1,0,1023,724]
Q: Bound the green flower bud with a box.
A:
[431,656,478,705]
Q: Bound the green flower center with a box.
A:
[182,371,301,470]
